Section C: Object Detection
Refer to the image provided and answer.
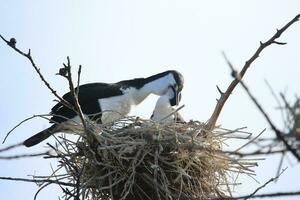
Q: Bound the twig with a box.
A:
[160,104,185,122]
[243,168,287,200]
[2,114,52,144]
[0,176,76,187]
[234,129,266,152]
[154,146,161,200]
[205,13,300,131]
[0,143,22,153]
[222,52,300,161]
[0,151,50,160]
[224,149,287,157]
[64,57,87,131]
[0,34,72,110]
[212,190,300,200]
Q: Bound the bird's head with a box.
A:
[167,85,182,106]
[166,70,184,106]
[145,70,184,105]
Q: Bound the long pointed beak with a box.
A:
[176,92,181,106]
[175,90,182,106]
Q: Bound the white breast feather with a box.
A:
[98,87,136,124]
[151,96,174,123]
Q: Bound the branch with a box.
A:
[0,151,50,160]
[0,34,73,110]
[2,114,52,144]
[63,57,87,131]
[229,190,300,200]
[205,13,300,131]
[0,176,76,187]
[223,53,300,161]
[224,149,287,157]
[0,143,22,153]
[243,168,286,200]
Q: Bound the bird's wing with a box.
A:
[51,82,122,113]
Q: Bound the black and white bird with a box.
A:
[151,86,185,123]
[23,70,184,147]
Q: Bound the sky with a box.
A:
[0,1,300,199]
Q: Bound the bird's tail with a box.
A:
[23,125,57,147]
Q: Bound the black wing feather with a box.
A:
[50,82,123,123]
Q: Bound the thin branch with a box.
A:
[0,176,76,187]
[224,149,287,157]
[0,151,50,160]
[234,129,266,152]
[2,114,52,144]
[212,190,300,200]
[0,34,72,110]
[222,53,300,161]
[244,168,286,200]
[264,79,288,128]
[229,190,300,200]
[205,13,300,131]
[160,104,185,122]
[0,143,22,153]
[64,57,87,131]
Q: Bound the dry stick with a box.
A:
[233,190,300,199]
[0,176,76,187]
[223,149,287,157]
[205,13,300,132]
[0,34,72,110]
[222,53,300,161]
[160,104,185,122]
[2,114,52,143]
[0,151,50,160]
[0,143,22,153]
[154,147,161,200]
[234,129,266,152]
[64,57,87,131]
[243,168,287,200]
[210,169,288,200]
[264,80,287,127]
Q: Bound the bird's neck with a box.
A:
[129,75,172,105]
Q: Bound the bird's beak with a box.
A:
[174,85,181,106]
[170,85,181,106]
[177,92,182,106]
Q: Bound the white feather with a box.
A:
[151,88,176,123]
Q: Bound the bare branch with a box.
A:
[0,176,76,187]
[243,168,286,200]
[222,52,300,161]
[0,34,73,110]
[63,57,87,131]
[2,114,52,144]
[0,151,50,160]
[205,13,300,131]
[0,143,22,153]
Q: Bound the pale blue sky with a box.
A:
[0,1,300,199]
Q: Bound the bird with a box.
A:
[151,86,185,123]
[23,70,184,147]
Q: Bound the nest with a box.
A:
[49,117,256,200]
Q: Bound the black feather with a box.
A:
[23,125,57,147]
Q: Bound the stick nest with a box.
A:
[50,117,256,200]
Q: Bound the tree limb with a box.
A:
[205,13,300,131]
[222,52,300,161]
[0,34,73,110]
